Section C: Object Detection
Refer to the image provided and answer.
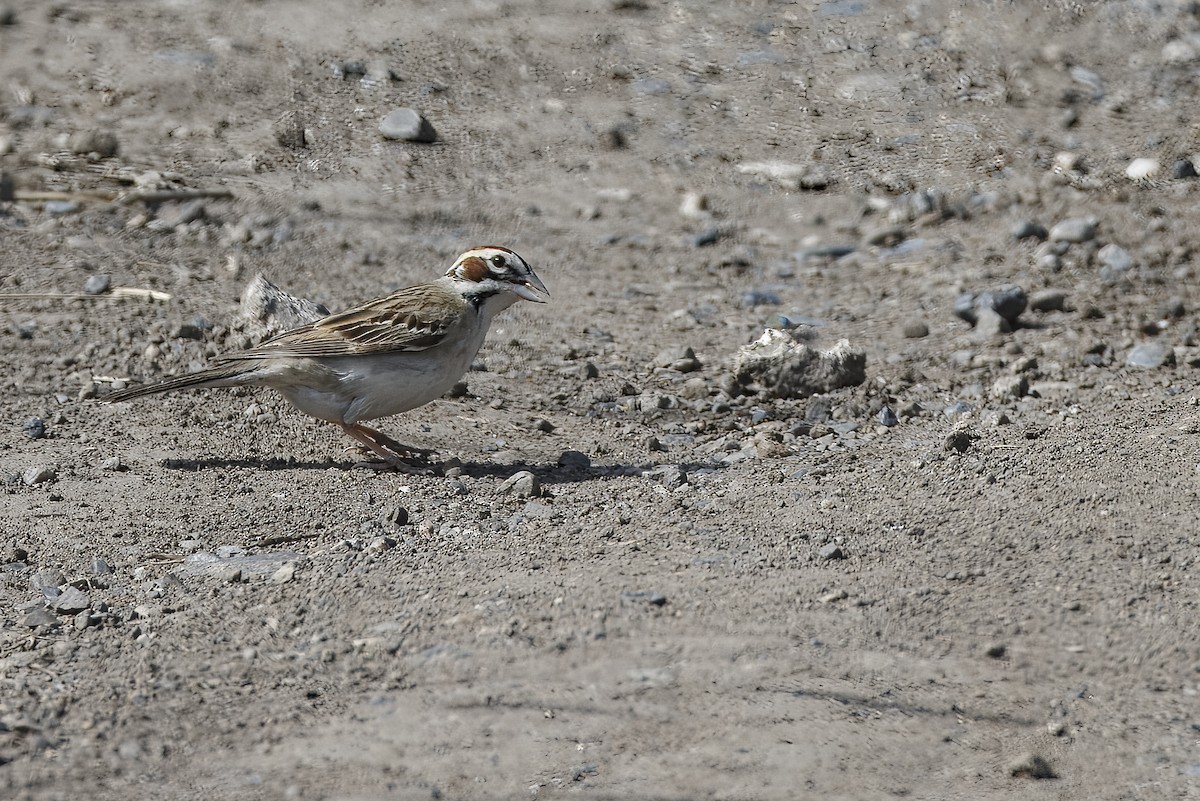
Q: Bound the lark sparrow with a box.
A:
[107,246,549,470]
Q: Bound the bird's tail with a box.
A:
[105,364,251,403]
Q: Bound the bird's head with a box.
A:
[447,246,549,304]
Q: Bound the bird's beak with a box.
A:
[514,272,550,303]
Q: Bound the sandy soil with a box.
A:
[3,1,1200,798]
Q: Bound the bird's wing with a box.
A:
[221,283,466,360]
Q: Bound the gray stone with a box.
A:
[974,307,1011,337]
[730,331,866,399]
[689,228,722,247]
[156,199,206,228]
[67,129,119,158]
[22,465,56,486]
[30,569,65,591]
[1009,752,1056,779]
[53,586,90,614]
[1029,289,1067,312]
[271,563,296,584]
[1097,243,1133,282]
[818,544,845,561]
[878,406,899,427]
[558,450,591,469]
[499,471,540,497]
[902,320,929,338]
[83,274,110,295]
[1126,341,1175,368]
[1171,159,1198,179]
[23,417,45,440]
[380,108,437,143]
[238,274,331,340]
[990,375,1029,400]
[91,557,113,575]
[23,606,59,628]
[1011,221,1048,241]
[1049,217,1097,243]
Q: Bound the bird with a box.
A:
[106,246,549,470]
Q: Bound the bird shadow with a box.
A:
[161,456,721,485]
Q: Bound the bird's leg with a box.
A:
[337,423,436,473]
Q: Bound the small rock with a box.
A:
[91,557,112,575]
[215,566,243,584]
[598,126,627,150]
[621,590,668,606]
[1008,752,1056,780]
[974,307,1011,337]
[1048,217,1097,243]
[100,456,125,471]
[737,160,829,191]
[379,108,437,143]
[1029,289,1067,312]
[499,471,540,497]
[739,289,780,308]
[730,331,866,399]
[1011,221,1048,241]
[83,274,110,295]
[1125,158,1160,180]
[22,465,56,486]
[818,544,845,561]
[688,227,722,247]
[954,285,1026,327]
[67,129,119,158]
[378,505,409,527]
[654,345,702,373]
[1171,159,1198,179]
[902,320,929,339]
[74,610,93,630]
[272,111,307,149]
[1126,341,1175,369]
[53,586,90,614]
[819,589,849,603]
[1097,243,1133,282]
[985,642,1007,659]
[23,606,59,628]
[271,563,296,584]
[30,568,65,591]
[944,428,977,453]
[558,450,591,469]
[654,465,687,489]
[679,192,709,218]
[878,406,899,427]
[156,199,206,228]
[990,375,1029,401]
[23,417,46,440]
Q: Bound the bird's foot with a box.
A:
[339,423,439,474]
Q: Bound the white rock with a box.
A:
[1126,158,1161,180]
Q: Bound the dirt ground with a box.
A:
[4,1,1200,798]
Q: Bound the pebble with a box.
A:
[67,129,119,158]
[654,465,687,489]
[688,228,722,247]
[1125,157,1160,180]
[499,471,540,497]
[901,320,929,338]
[679,192,709,218]
[31,568,65,591]
[379,108,437,143]
[818,544,845,561]
[990,375,1029,400]
[83,274,110,295]
[944,428,977,452]
[1097,243,1132,282]
[1008,752,1056,779]
[878,406,899,427]
[984,642,1007,659]
[1048,217,1097,243]
[23,465,56,486]
[53,586,90,614]
[953,285,1026,327]
[737,160,827,191]
[156,199,206,228]
[23,417,46,440]
[1011,221,1048,241]
[91,557,112,575]
[558,450,591,469]
[1171,159,1198,179]
[621,590,668,606]
[739,289,780,308]
[100,456,125,471]
[1029,289,1067,312]
[1126,341,1175,368]
[271,563,296,584]
[23,606,59,628]
[654,345,702,373]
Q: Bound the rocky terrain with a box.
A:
[3,1,1200,798]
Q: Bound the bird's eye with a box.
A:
[489,254,507,268]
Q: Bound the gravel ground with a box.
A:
[3,1,1200,798]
